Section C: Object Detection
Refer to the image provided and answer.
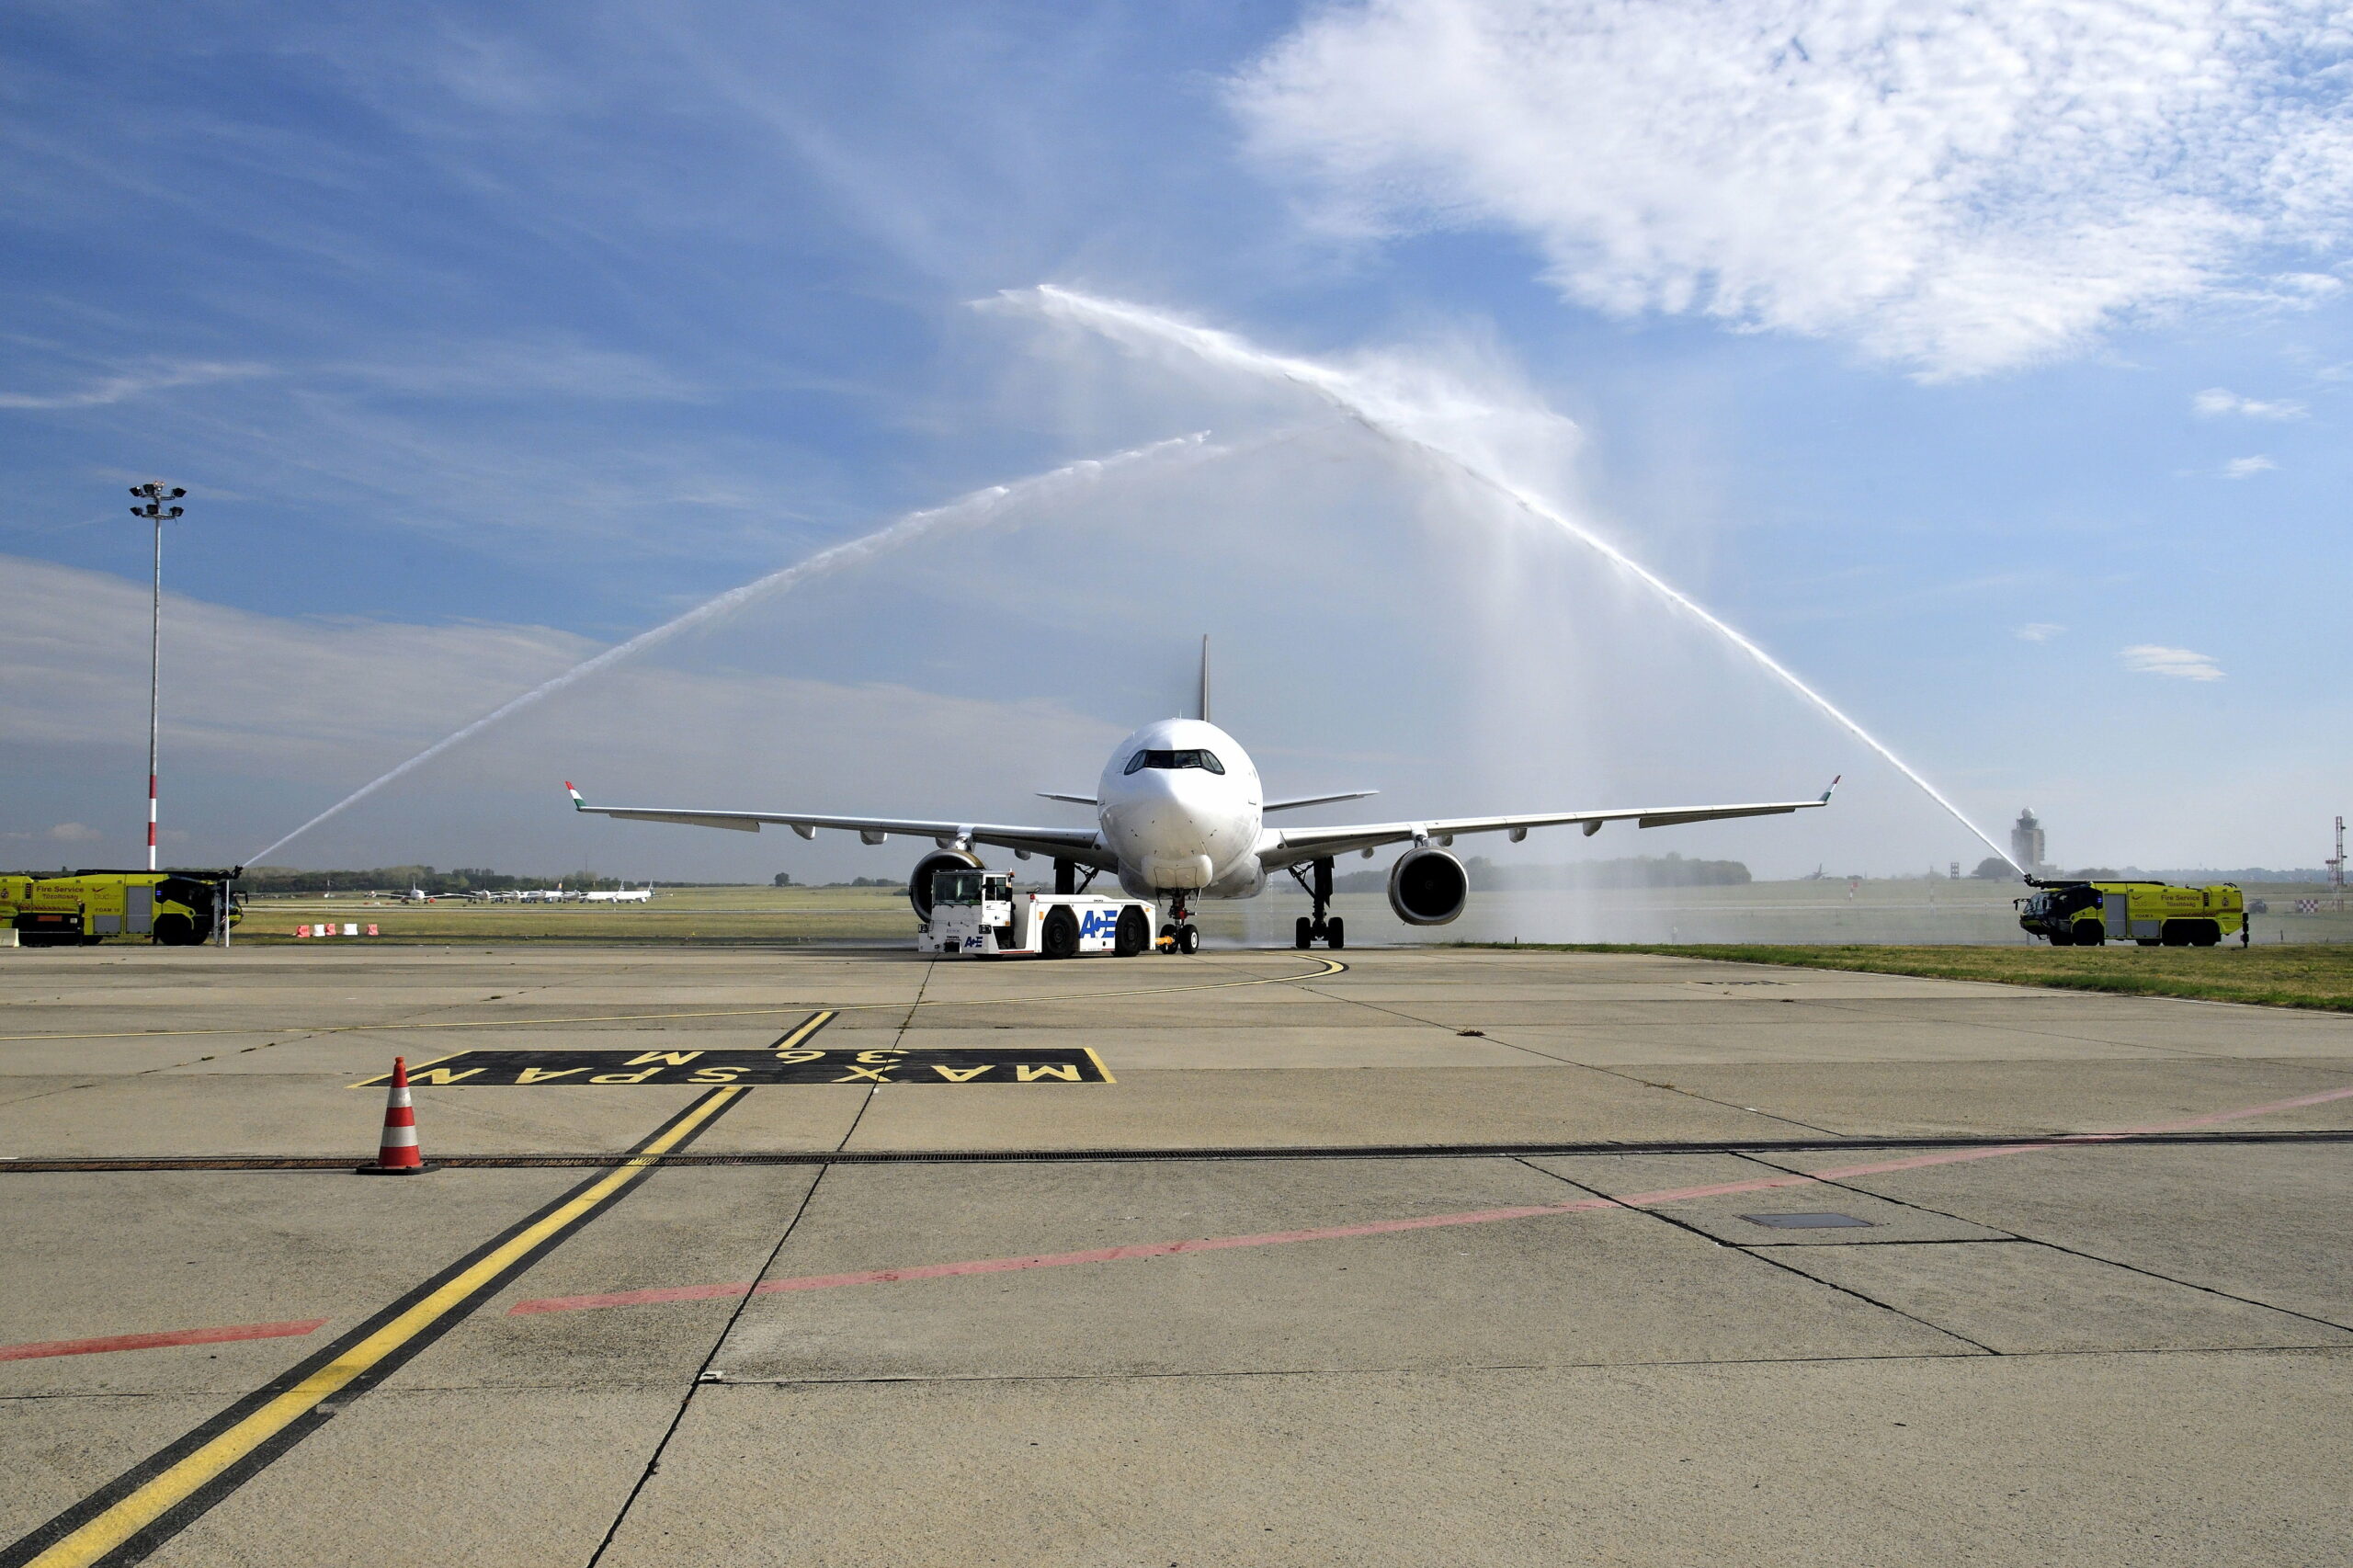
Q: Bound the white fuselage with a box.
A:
[1096,718,1266,900]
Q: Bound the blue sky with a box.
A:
[4,0,2347,883]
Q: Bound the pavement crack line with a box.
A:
[576,977,915,1564]
[1295,982,1854,1137]
[493,1079,2353,1322]
[634,1341,2353,1391]
[8,1128,2351,1175]
[1727,1149,2353,1337]
[1772,995,2229,1063]
[1506,1156,2005,1357]
[0,1085,750,1568]
[583,1162,841,1566]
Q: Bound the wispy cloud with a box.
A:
[1234,0,2353,378]
[2121,644,2224,681]
[2222,455,2276,479]
[2016,623,2065,642]
[0,360,267,410]
[44,822,100,843]
[2193,388,2305,420]
[328,340,705,403]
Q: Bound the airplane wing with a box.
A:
[1258,779,1840,869]
[1264,790,1378,813]
[565,784,1115,869]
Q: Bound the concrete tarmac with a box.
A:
[2,944,2347,1566]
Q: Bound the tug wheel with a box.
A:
[1041,907,1080,960]
[1114,906,1150,958]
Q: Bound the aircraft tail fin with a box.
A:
[1198,634,1211,724]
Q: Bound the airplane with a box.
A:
[565,640,1836,952]
[582,883,654,903]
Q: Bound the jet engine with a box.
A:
[908,848,983,923]
[1387,846,1469,926]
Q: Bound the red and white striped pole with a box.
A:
[358,1056,436,1175]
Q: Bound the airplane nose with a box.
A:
[1135,767,1220,819]
[1112,768,1221,846]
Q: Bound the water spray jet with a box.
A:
[246,434,1215,866]
[1010,285,2020,873]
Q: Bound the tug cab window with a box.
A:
[1122,748,1226,776]
[932,869,983,906]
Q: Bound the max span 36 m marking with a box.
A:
[349,1046,1114,1087]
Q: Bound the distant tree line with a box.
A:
[1331,852,1750,895]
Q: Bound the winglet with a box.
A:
[1820,775,1842,804]
[565,781,585,810]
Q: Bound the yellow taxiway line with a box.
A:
[12,1086,747,1568]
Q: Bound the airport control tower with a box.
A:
[2012,809,2047,876]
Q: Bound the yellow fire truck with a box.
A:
[2017,879,2245,948]
[3,869,243,947]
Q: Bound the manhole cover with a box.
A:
[1740,1212,1876,1229]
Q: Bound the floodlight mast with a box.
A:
[129,483,185,871]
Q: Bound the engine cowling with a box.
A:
[1205,858,1266,899]
[908,848,983,923]
[1387,846,1469,926]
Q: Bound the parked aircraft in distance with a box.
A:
[582,884,654,903]
[568,641,1835,951]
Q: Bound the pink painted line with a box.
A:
[1802,1083,2353,1186]
[506,1081,2353,1317]
[2109,1082,2353,1135]
[506,1200,1627,1314]
[0,1317,328,1362]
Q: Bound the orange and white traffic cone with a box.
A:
[357,1055,437,1175]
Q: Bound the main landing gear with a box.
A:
[1289,858,1345,950]
[1159,892,1201,955]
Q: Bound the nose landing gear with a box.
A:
[1288,858,1345,949]
[1159,892,1201,954]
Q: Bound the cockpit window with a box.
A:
[1123,748,1225,776]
